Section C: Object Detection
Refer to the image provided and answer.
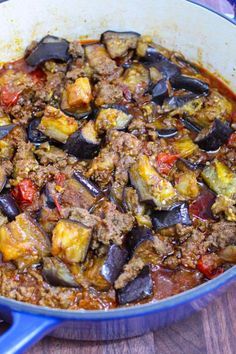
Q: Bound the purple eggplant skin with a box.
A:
[101,31,140,58]
[42,257,80,288]
[27,118,48,145]
[170,75,209,95]
[126,226,153,255]
[143,47,181,79]
[163,93,200,111]
[101,244,129,284]
[195,118,233,151]
[117,266,153,305]
[73,171,102,198]
[178,158,205,171]
[151,79,169,105]
[0,124,16,140]
[156,128,178,139]
[0,193,20,220]
[65,129,100,160]
[25,35,71,67]
[180,117,201,133]
[44,184,56,209]
[151,202,192,231]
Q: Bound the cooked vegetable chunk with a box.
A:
[65,121,100,159]
[121,63,150,95]
[85,44,119,75]
[42,257,80,287]
[117,266,153,305]
[151,202,192,231]
[52,219,92,263]
[195,118,233,151]
[173,137,198,158]
[101,244,128,284]
[129,155,176,209]
[201,160,236,198]
[175,171,200,198]
[25,35,70,67]
[101,31,140,58]
[39,106,78,143]
[170,75,209,95]
[85,256,111,290]
[95,106,132,133]
[0,213,50,266]
[0,193,20,220]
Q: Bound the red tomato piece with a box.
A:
[197,254,223,279]
[189,188,216,220]
[156,152,179,175]
[0,85,21,107]
[228,132,236,148]
[54,173,66,187]
[12,179,37,204]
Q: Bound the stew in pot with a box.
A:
[0,31,235,310]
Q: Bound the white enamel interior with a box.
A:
[0,0,235,89]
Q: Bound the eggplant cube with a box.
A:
[151,202,192,231]
[42,257,79,287]
[0,213,50,266]
[0,193,20,220]
[101,31,140,59]
[66,77,92,109]
[95,107,132,133]
[65,120,100,159]
[117,266,153,305]
[129,155,176,209]
[52,219,92,263]
[201,160,236,198]
[101,244,128,284]
[39,106,78,143]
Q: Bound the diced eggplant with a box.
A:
[95,106,132,133]
[201,160,236,198]
[0,193,20,220]
[122,187,146,215]
[189,187,216,220]
[43,183,56,209]
[195,118,233,151]
[52,219,92,263]
[42,257,80,287]
[170,75,209,95]
[178,158,204,171]
[0,213,50,266]
[129,155,176,209]
[126,226,153,253]
[156,128,178,139]
[117,266,153,305]
[175,171,200,199]
[142,46,181,79]
[173,137,198,158]
[151,202,192,231]
[151,79,169,105]
[25,35,70,67]
[180,117,201,133]
[73,171,102,198]
[0,167,7,193]
[65,121,100,159]
[38,106,79,143]
[27,118,48,145]
[61,177,98,211]
[163,93,200,111]
[121,63,150,95]
[101,30,140,59]
[0,124,16,140]
[101,244,129,284]
[85,256,111,291]
[60,77,92,119]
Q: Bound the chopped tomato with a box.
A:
[54,173,66,187]
[0,85,21,107]
[156,152,179,175]
[189,188,216,220]
[197,254,223,279]
[12,179,37,204]
[228,132,236,148]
